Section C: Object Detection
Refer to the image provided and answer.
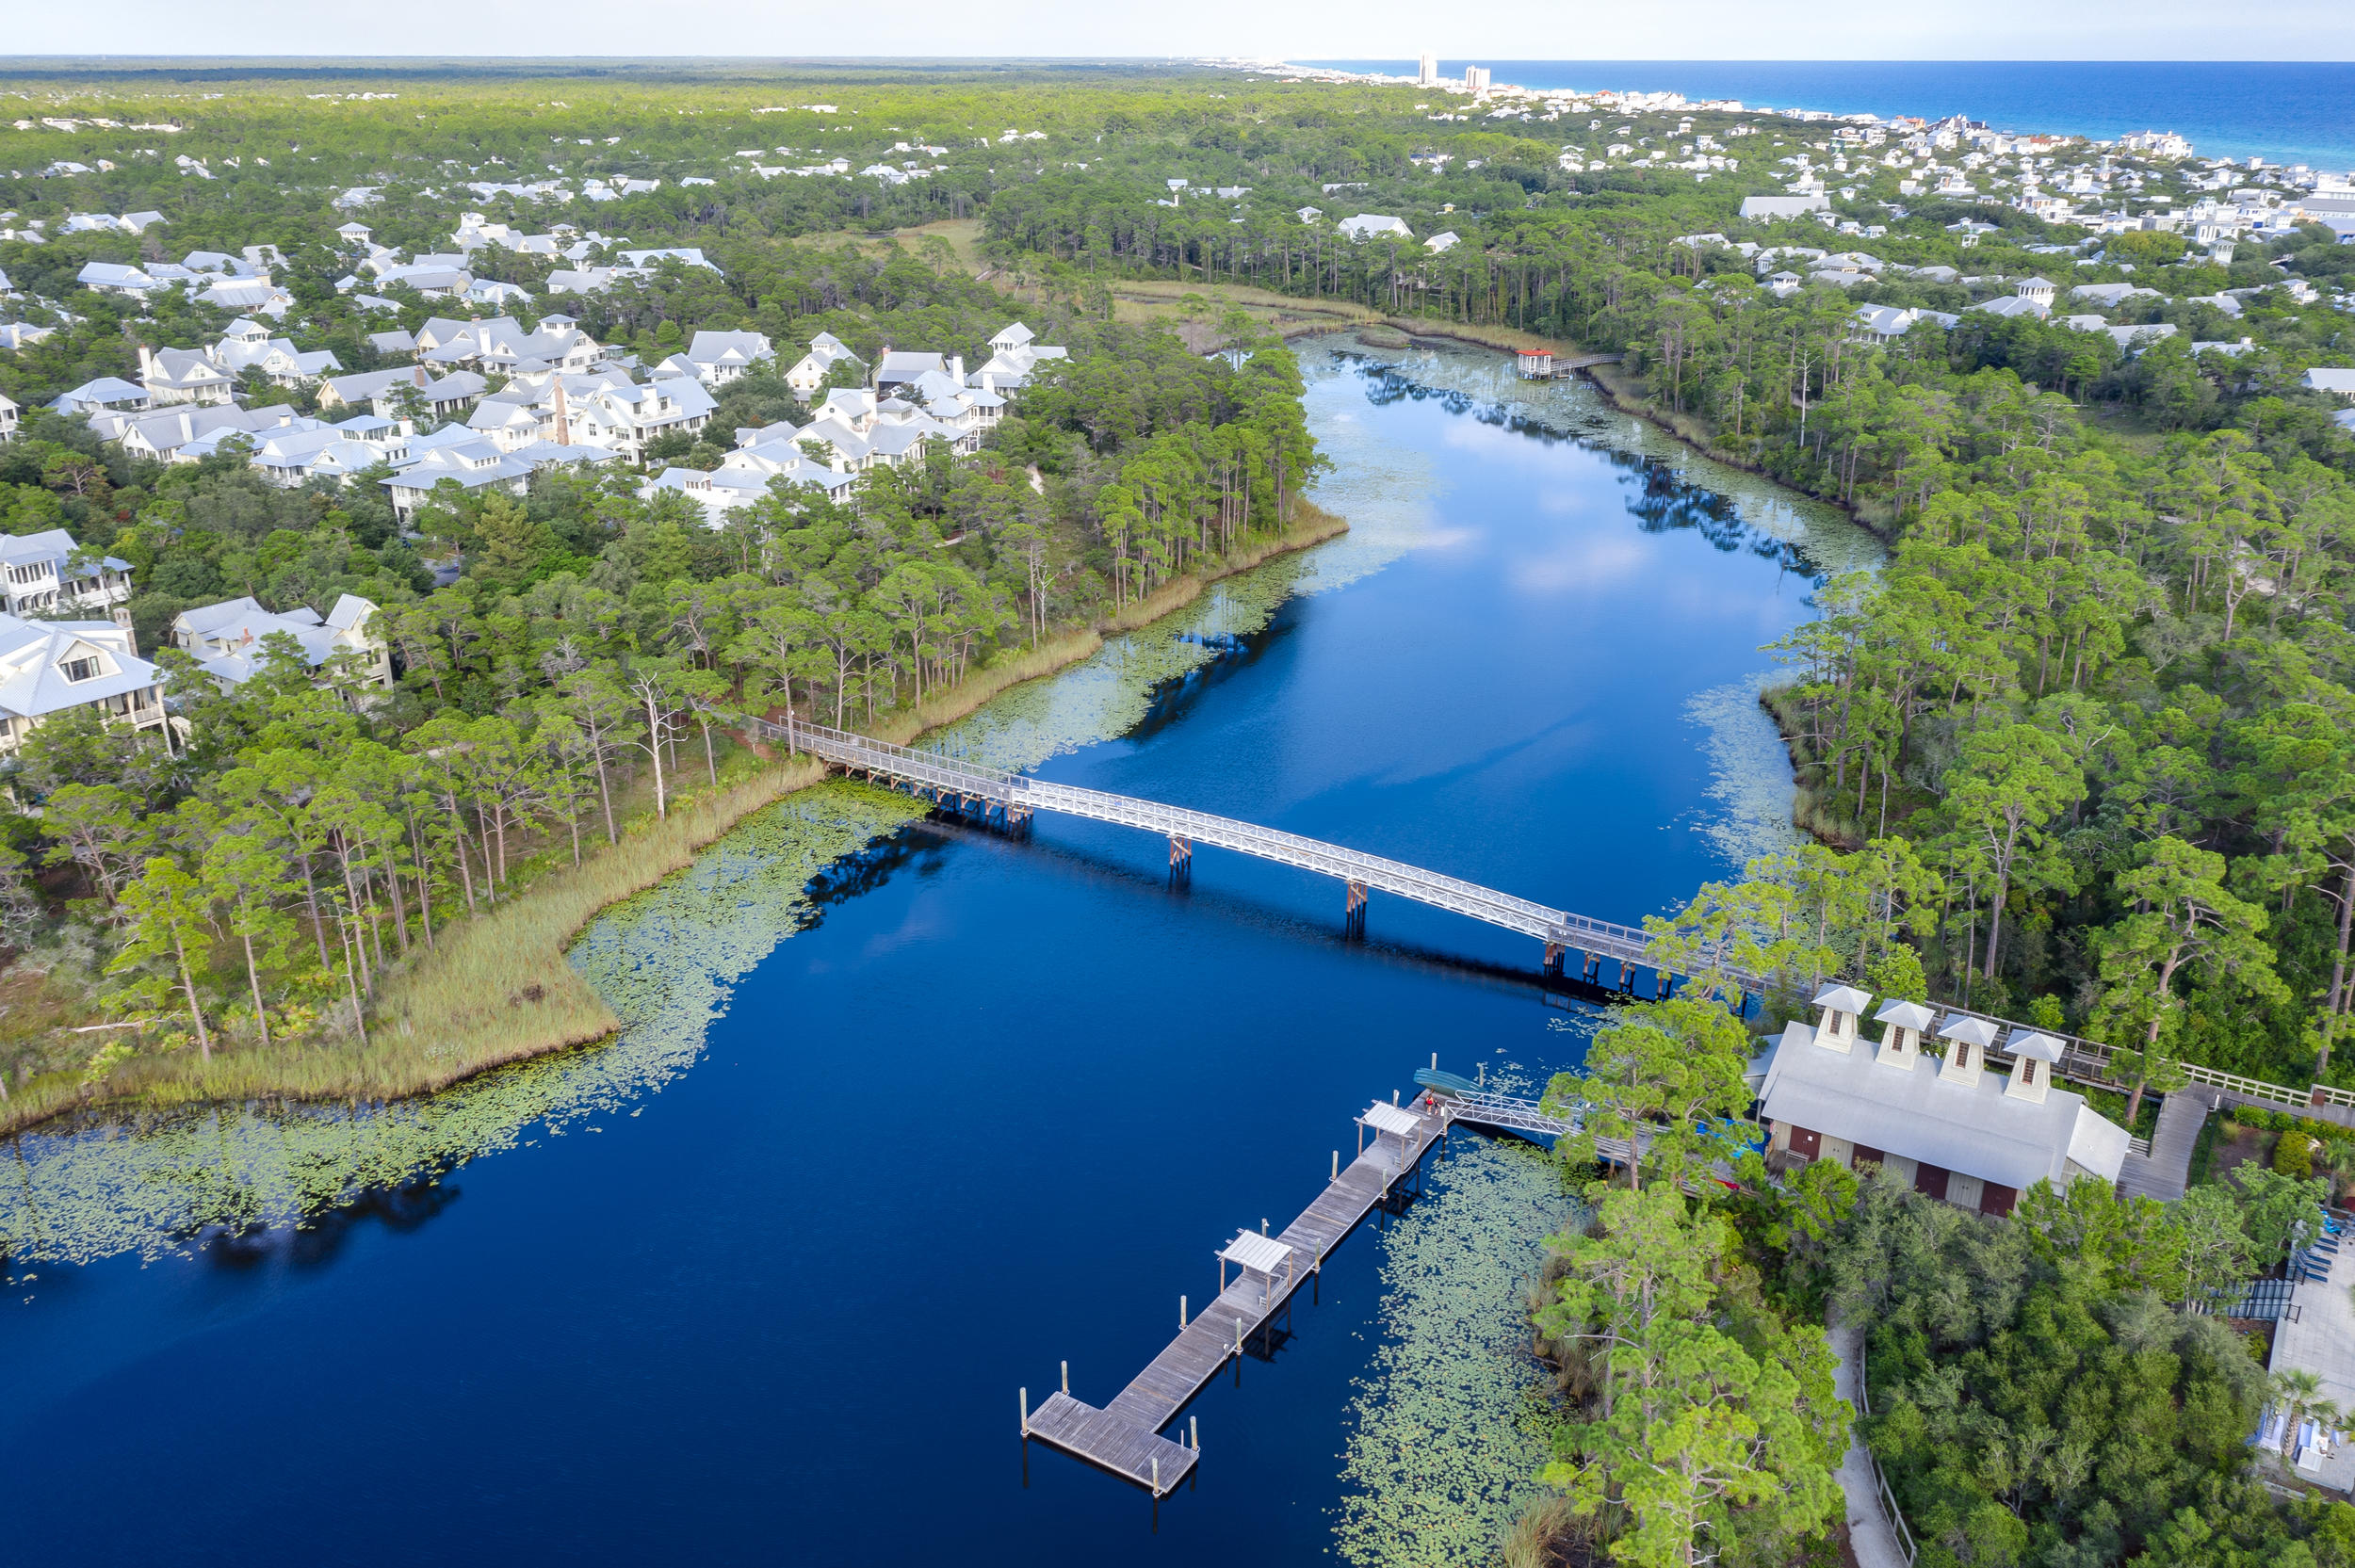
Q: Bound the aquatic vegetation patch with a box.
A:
[1682,674,1808,873]
[1331,1136,1580,1567]
[0,784,923,1265]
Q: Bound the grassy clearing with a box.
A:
[787,216,986,266]
[0,500,1350,1134]
[1100,277,1596,359]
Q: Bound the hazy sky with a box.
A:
[8,0,2352,61]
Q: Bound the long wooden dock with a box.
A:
[1020,1094,1451,1495]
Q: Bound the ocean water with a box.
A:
[1301,60,2355,170]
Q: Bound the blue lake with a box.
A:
[0,342,1874,1565]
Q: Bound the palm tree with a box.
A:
[2270,1368,2341,1458]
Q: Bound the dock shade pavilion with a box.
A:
[1357,1100,1425,1173]
[1218,1230,1295,1308]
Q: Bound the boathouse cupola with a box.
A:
[1873,998,1938,1072]
[2005,1031,2066,1104]
[1811,984,1875,1054]
[1936,1014,2000,1088]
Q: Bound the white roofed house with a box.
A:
[247,416,412,487]
[987,322,1036,355]
[198,279,296,319]
[1740,194,1830,221]
[0,530,134,620]
[1337,214,1412,241]
[684,331,774,385]
[566,376,718,463]
[471,319,601,376]
[616,247,720,276]
[907,368,1003,433]
[109,402,312,464]
[381,439,538,522]
[0,615,167,752]
[171,593,391,690]
[1756,985,2128,1219]
[52,378,152,416]
[75,261,164,299]
[319,366,490,421]
[785,331,862,398]
[0,391,16,444]
[138,347,236,407]
[642,442,856,526]
[211,319,343,387]
[872,349,950,396]
[545,267,618,297]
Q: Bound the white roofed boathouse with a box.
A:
[1756,984,2129,1217]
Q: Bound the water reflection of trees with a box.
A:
[1344,358,1827,581]
[1130,598,1304,743]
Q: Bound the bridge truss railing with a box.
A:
[760,718,1744,981]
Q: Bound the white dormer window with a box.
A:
[1937,1014,1999,1088]
[2005,1031,2065,1104]
[1873,998,1936,1070]
[61,655,99,682]
[1811,983,1874,1054]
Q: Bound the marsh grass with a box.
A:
[1497,1498,1594,1568]
[0,501,1351,1134]
[1104,278,1588,360]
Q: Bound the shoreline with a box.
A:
[0,501,1351,1141]
[1575,361,1896,544]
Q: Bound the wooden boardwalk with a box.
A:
[2118,1090,2208,1203]
[1021,1095,1451,1495]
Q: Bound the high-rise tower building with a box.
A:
[1417,52,1438,87]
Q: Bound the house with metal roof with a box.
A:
[171,593,390,689]
[139,346,236,406]
[1338,214,1412,240]
[382,435,610,521]
[75,261,164,298]
[0,530,133,619]
[0,615,167,752]
[563,376,717,462]
[318,366,489,421]
[685,331,774,385]
[1756,984,2130,1217]
[785,331,861,397]
[104,402,310,463]
[53,378,153,416]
